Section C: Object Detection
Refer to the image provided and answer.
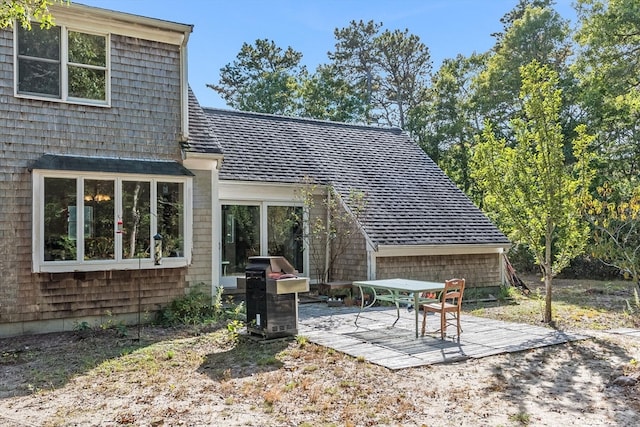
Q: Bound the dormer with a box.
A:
[13,2,193,139]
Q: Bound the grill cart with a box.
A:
[245,256,309,339]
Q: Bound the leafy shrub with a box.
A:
[557,255,622,280]
[157,284,245,327]
[157,284,216,326]
[509,244,622,280]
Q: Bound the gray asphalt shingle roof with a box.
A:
[182,88,223,155]
[203,108,510,248]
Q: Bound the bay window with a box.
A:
[33,169,191,273]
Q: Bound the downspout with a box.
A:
[499,247,505,286]
[324,188,331,283]
[211,160,221,296]
[179,28,192,142]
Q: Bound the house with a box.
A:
[0,3,509,337]
[205,108,511,293]
[0,3,220,336]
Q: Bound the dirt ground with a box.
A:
[1,277,640,426]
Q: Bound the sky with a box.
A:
[78,0,577,109]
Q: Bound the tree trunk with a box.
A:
[544,269,553,323]
[543,224,553,323]
[129,183,141,258]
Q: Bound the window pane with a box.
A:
[84,180,114,260]
[18,58,60,96]
[44,178,77,261]
[268,206,304,273]
[68,65,105,100]
[68,31,105,66]
[157,182,184,257]
[122,181,151,259]
[222,205,260,275]
[18,25,60,60]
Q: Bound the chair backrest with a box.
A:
[442,278,465,308]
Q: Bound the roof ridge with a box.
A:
[202,107,405,135]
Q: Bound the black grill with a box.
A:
[245,256,308,339]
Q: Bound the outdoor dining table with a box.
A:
[353,278,445,338]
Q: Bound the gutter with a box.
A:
[375,243,511,257]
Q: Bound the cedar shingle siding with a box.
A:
[0,20,189,335]
[188,170,213,288]
[375,254,502,288]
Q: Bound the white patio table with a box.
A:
[353,278,444,338]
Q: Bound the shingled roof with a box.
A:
[204,108,509,248]
[181,88,223,155]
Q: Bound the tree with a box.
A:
[372,28,431,128]
[574,0,640,182]
[297,64,367,122]
[294,179,366,284]
[474,1,574,140]
[328,20,382,124]
[1,0,65,29]
[587,182,640,290]
[472,61,594,323]
[574,0,640,289]
[328,20,431,128]
[491,0,559,46]
[407,53,486,197]
[208,39,304,115]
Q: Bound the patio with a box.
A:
[298,302,589,370]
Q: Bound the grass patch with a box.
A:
[465,275,638,330]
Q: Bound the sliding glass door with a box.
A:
[221,203,305,286]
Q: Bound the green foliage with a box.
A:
[158,284,245,327]
[472,61,595,322]
[625,288,640,317]
[295,335,309,347]
[210,19,431,128]
[557,255,621,280]
[406,53,487,198]
[474,3,573,141]
[297,64,367,122]
[208,38,303,115]
[372,27,431,128]
[0,0,66,29]
[328,19,432,127]
[574,0,640,181]
[573,1,640,281]
[72,313,128,338]
[587,183,640,286]
[507,244,537,274]
[509,411,531,425]
[226,319,243,341]
[157,285,215,326]
[99,311,128,337]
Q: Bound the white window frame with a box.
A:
[14,24,111,107]
[32,170,192,273]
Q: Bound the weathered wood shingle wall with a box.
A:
[0,28,188,336]
[187,170,213,289]
[375,254,502,289]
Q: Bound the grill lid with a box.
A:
[246,256,298,276]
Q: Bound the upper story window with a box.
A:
[16,24,109,105]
